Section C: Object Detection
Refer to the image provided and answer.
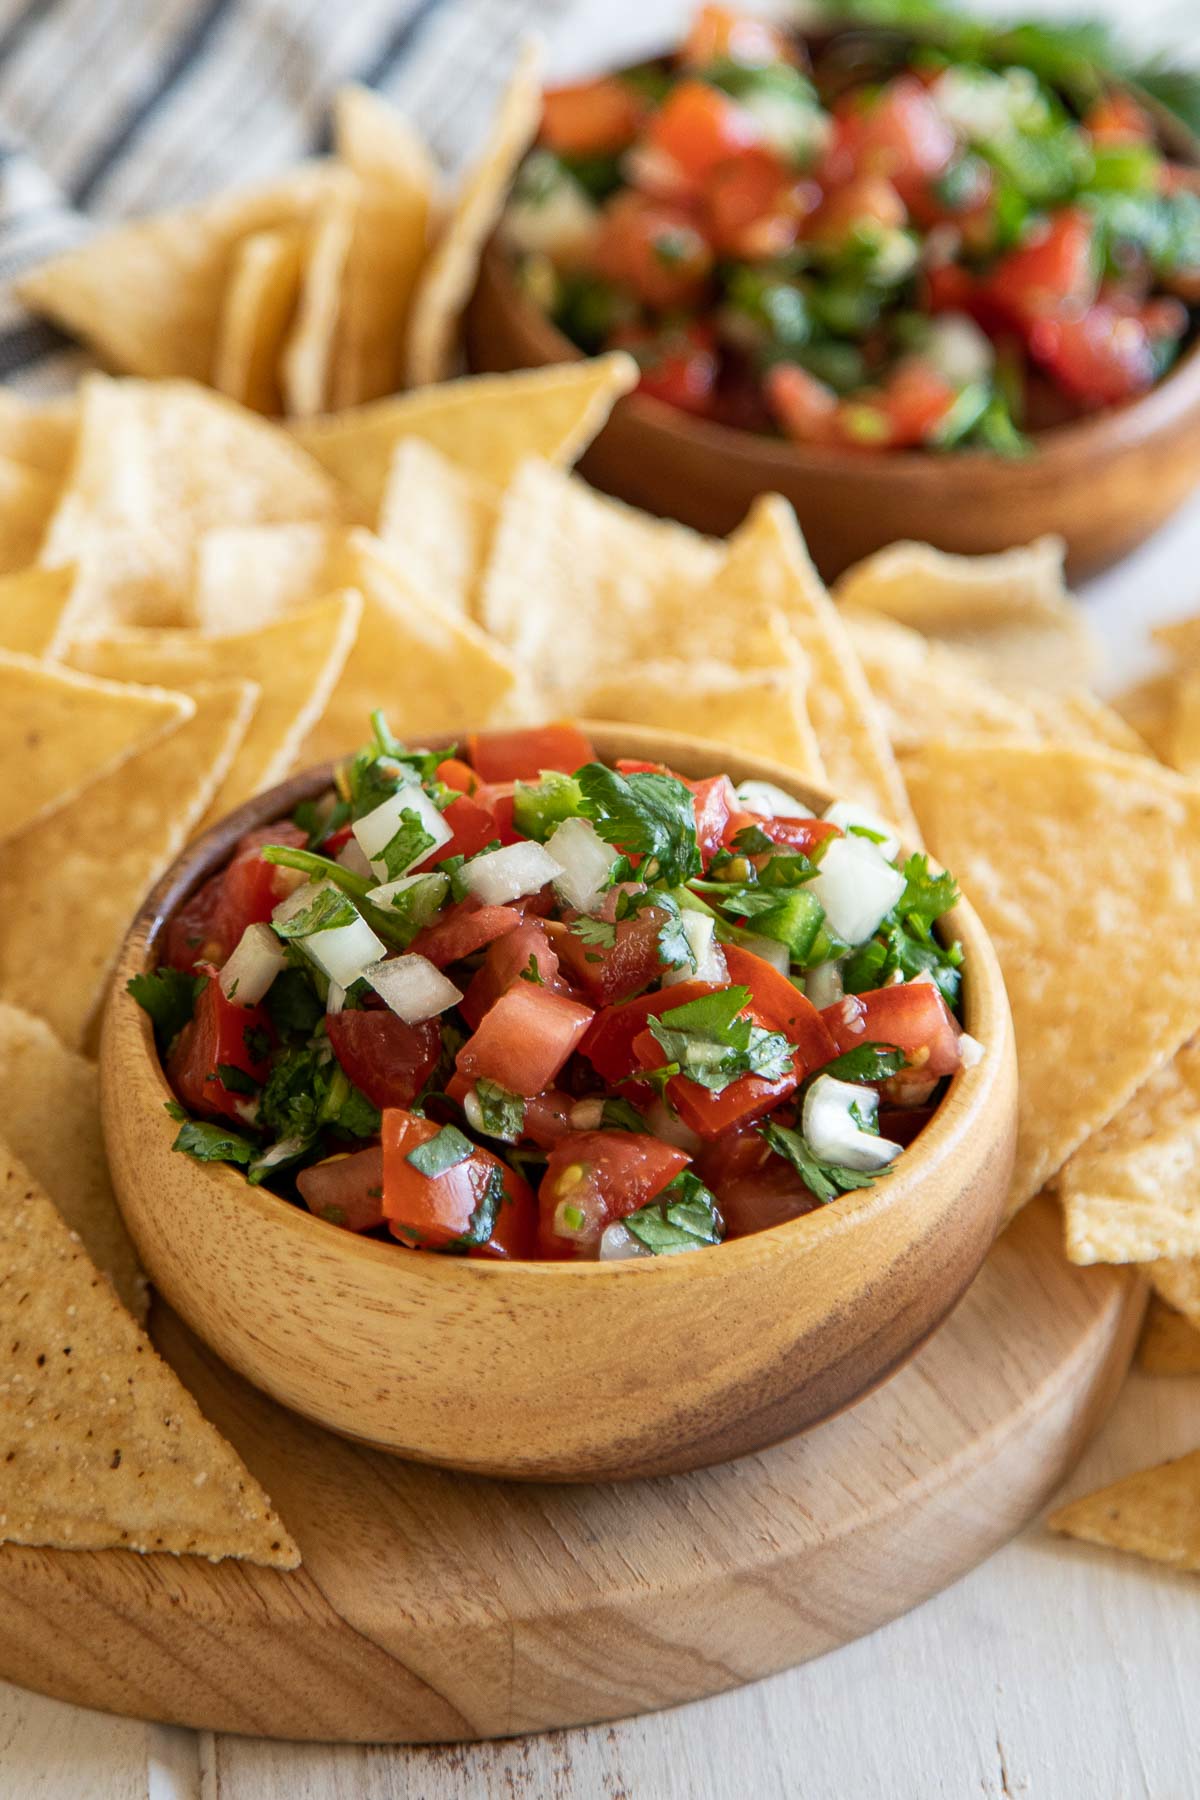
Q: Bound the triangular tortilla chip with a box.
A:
[903,738,1200,1214]
[213,225,304,414]
[1138,1297,1200,1376]
[707,497,916,835]
[292,353,636,517]
[280,173,358,418]
[190,521,333,633]
[1166,668,1200,778]
[0,1002,144,1319]
[328,84,438,409]
[0,455,59,576]
[478,456,721,703]
[842,607,1036,754]
[377,437,498,613]
[1022,688,1149,757]
[0,564,82,660]
[1048,1450,1200,1571]
[0,1137,297,1564]
[581,656,827,781]
[14,164,344,381]
[1149,1257,1200,1331]
[40,375,350,629]
[0,650,194,841]
[65,590,362,817]
[1153,614,1200,664]
[1112,670,1177,764]
[0,389,76,476]
[834,536,1098,693]
[0,680,257,1050]
[405,42,543,386]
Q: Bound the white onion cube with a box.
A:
[352,785,451,880]
[809,836,905,946]
[663,911,728,987]
[545,815,617,913]
[738,932,791,977]
[273,882,387,989]
[802,1075,902,1173]
[219,922,288,1005]
[365,954,462,1023]
[735,779,808,819]
[822,800,901,863]
[460,841,563,906]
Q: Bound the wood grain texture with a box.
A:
[0,1198,1142,1744]
[465,242,1200,583]
[100,726,1016,1484]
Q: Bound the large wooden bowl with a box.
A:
[465,240,1200,582]
[101,726,1017,1483]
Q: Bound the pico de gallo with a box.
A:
[131,716,981,1262]
[501,3,1200,452]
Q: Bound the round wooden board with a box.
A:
[0,1198,1143,1744]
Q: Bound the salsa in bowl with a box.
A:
[102,725,1016,1480]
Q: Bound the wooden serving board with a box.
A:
[0,1198,1142,1744]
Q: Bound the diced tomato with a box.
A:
[213,822,308,960]
[1085,91,1152,145]
[467,724,595,783]
[419,791,498,866]
[880,357,958,447]
[823,983,962,1080]
[580,979,724,1082]
[522,1088,576,1149]
[645,79,761,186]
[460,921,563,1030]
[478,781,520,844]
[324,1009,440,1110]
[923,259,975,314]
[806,173,907,249]
[721,808,840,858]
[721,944,837,1075]
[593,191,715,309]
[541,76,647,157]
[765,362,839,446]
[297,1146,385,1233]
[166,964,272,1123]
[821,77,955,200]
[469,1159,538,1260]
[613,320,719,415]
[456,983,595,1097]
[436,756,479,796]
[706,149,816,259]
[631,1024,796,1139]
[1028,299,1179,407]
[537,1130,689,1257]
[556,903,673,1006]
[381,1110,500,1249]
[696,1123,821,1236]
[878,1104,936,1148]
[984,207,1097,327]
[409,899,522,969]
[681,4,794,70]
[164,870,226,972]
[691,773,735,861]
[321,824,353,856]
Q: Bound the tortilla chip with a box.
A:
[1047,1450,1200,1572]
[376,437,498,613]
[213,225,304,414]
[15,164,344,382]
[0,455,59,575]
[1153,615,1200,665]
[328,84,438,408]
[904,739,1200,1215]
[65,591,362,817]
[293,354,636,517]
[0,564,81,660]
[40,375,350,630]
[835,536,1098,693]
[1112,670,1177,764]
[1148,1257,1200,1330]
[1165,668,1200,778]
[1022,688,1150,757]
[1138,1297,1200,1376]
[0,1138,297,1564]
[581,656,827,780]
[477,456,721,705]
[0,651,194,842]
[0,680,257,1050]
[405,42,543,386]
[280,174,358,418]
[0,1003,144,1319]
[707,497,916,835]
[190,521,333,632]
[842,607,1035,754]
[0,390,77,476]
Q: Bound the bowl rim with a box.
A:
[105,723,1015,1286]
[474,238,1200,483]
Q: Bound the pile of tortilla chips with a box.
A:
[15,54,546,412]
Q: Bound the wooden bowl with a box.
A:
[465,239,1200,582]
[101,726,1017,1483]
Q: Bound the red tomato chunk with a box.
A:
[382,1109,535,1254]
[467,724,595,783]
[166,964,271,1123]
[297,1146,386,1234]
[538,1130,690,1257]
[823,984,962,1079]
[324,1009,440,1111]
[456,982,595,1097]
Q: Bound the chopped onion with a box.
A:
[822,800,901,864]
[273,882,387,989]
[663,911,728,987]
[569,1097,605,1131]
[644,1096,703,1154]
[326,981,346,1016]
[545,815,617,913]
[337,836,374,880]
[802,1075,902,1173]
[739,932,790,977]
[958,1032,986,1069]
[460,840,563,906]
[365,953,462,1023]
[599,1222,652,1261]
[352,784,451,880]
[805,960,844,1010]
[735,779,807,819]
[218,922,288,1005]
[502,153,599,261]
[809,837,906,947]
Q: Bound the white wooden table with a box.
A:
[7,0,1200,1790]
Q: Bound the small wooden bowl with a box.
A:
[465,240,1200,582]
[101,726,1017,1483]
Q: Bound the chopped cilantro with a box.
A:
[576,762,701,887]
[473,1078,525,1143]
[259,1044,378,1143]
[732,824,773,855]
[127,967,205,1046]
[213,1063,259,1096]
[272,884,359,939]
[647,986,793,1093]
[570,916,618,951]
[444,1164,507,1250]
[518,954,544,985]
[167,1111,255,1168]
[376,810,436,882]
[759,1119,884,1206]
[624,1170,724,1254]
[263,967,324,1038]
[600,1096,646,1132]
[406,1123,475,1178]
[802,1043,906,1093]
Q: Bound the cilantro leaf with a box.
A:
[570,916,618,950]
[656,904,692,971]
[444,1164,506,1251]
[647,986,794,1093]
[259,1044,378,1143]
[473,1078,526,1144]
[168,1112,255,1168]
[518,954,544,985]
[624,1170,724,1254]
[272,884,359,939]
[213,1062,260,1096]
[732,824,773,855]
[127,967,205,1046]
[600,1096,647,1132]
[896,853,958,928]
[406,1123,475,1178]
[576,763,701,887]
[803,1043,906,1091]
[759,1119,884,1206]
[264,967,324,1038]
[376,809,436,883]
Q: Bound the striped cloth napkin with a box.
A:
[0,0,575,393]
